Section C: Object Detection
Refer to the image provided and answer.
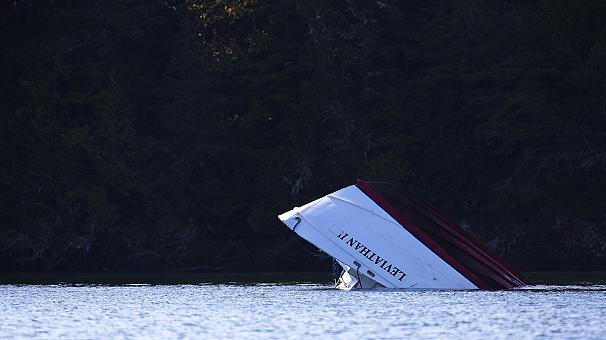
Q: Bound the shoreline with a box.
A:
[1,271,605,285]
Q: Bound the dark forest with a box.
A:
[1,0,605,273]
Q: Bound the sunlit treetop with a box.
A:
[187,0,267,67]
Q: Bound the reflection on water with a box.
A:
[1,275,605,338]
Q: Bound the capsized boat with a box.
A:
[278,180,529,290]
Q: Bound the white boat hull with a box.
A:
[279,185,478,290]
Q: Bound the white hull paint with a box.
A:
[279,185,478,290]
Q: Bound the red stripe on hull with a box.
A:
[355,180,528,290]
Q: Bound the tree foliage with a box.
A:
[1,0,605,271]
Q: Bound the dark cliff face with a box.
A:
[1,0,605,272]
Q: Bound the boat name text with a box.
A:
[337,231,406,281]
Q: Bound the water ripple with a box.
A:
[1,284,605,339]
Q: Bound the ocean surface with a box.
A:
[1,274,605,339]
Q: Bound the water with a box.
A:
[1,281,605,339]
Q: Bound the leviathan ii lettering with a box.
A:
[337,231,406,281]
